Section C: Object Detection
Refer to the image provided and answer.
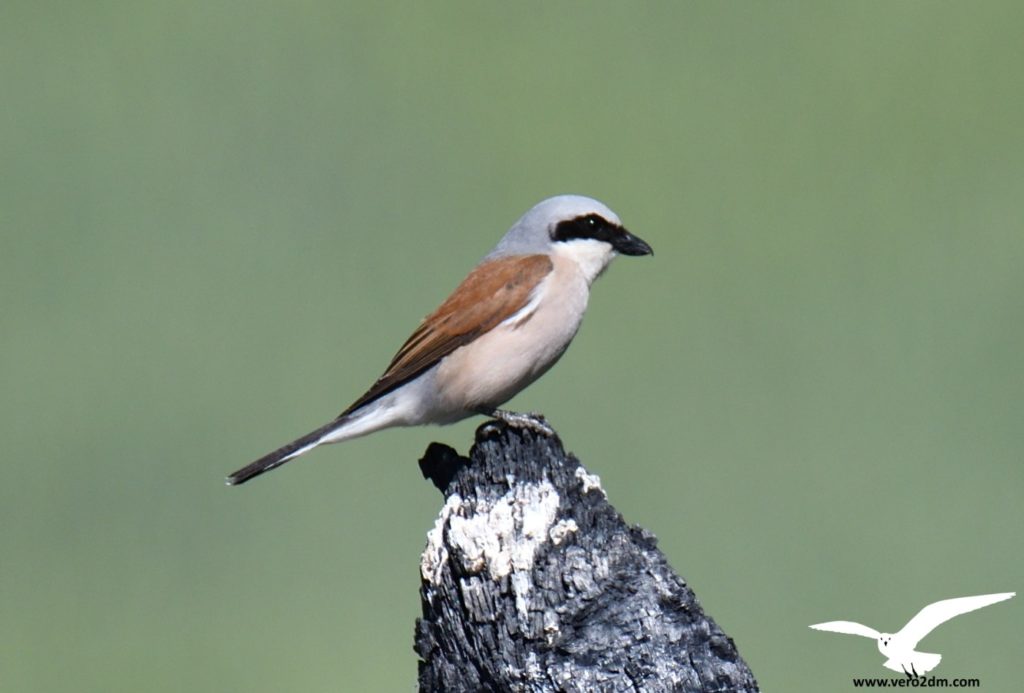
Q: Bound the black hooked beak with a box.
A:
[612,227,654,257]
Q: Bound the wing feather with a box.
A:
[897,592,1015,648]
[340,254,553,416]
[809,621,880,639]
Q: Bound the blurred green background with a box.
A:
[3,2,1022,691]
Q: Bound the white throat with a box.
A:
[552,239,616,285]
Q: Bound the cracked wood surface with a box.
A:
[414,421,759,693]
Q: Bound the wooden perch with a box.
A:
[415,420,759,693]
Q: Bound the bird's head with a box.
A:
[489,195,653,284]
[877,633,894,654]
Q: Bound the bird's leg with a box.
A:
[476,407,555,436]
[901,663,921,680]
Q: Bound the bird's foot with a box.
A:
[478,408,555,437]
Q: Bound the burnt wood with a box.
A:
[415,420,758,693]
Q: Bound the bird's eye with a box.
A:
[586,215,599,227]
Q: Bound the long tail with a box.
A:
[226,418,346,486]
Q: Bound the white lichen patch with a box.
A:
[548,519,578,545]
[543,608,561,645]
[574,466,605,497]
[450,480,560,579]
[420,493,461,585]
[511,570,533,618]
[420,481,562,592]
[507,651,544,685]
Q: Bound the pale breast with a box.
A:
[434,254,591,411]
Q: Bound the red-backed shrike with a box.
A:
[227,195,652,485]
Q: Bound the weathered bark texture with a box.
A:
[414,420,759,693]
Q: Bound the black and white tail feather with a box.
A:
[226,418,348,485]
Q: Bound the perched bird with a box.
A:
[227,195,652,485]
[810,592,1015,676]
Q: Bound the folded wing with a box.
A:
[340,254,553,416]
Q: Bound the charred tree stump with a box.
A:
[415,420,759,693]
